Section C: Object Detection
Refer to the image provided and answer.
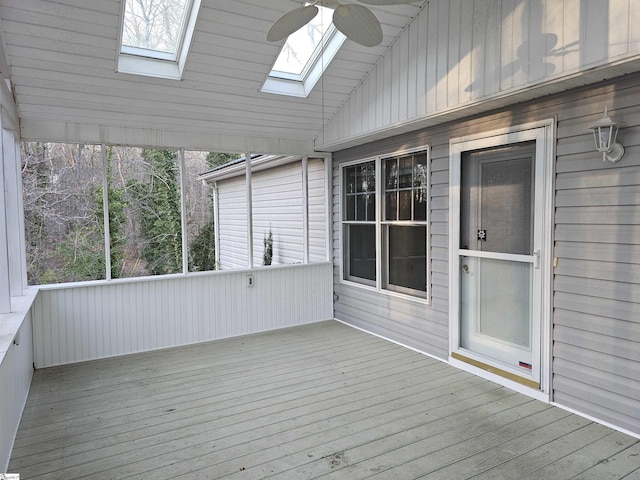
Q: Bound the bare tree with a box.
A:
[21,142,225,284]
[122,0,189,53]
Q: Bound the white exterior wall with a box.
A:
[0,81,32,471]
[3,129,27,296]
[216,159,326,270]
[0,306,33,472]
[217,175,248,270]
[308,158,327,263]
[251,162,304,266]
[318,0,640,150]
[0,124,10,312]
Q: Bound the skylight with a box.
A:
[117,0,201,80]
[261,5,346,98]
[271,7,333,77]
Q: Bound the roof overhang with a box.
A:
[197,153,327,183]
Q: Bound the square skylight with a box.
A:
[118,0,201,80]
[262,5,346,98]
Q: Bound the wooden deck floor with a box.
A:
[9,320,640,479]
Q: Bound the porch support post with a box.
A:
[3,127,27,294]
[178,148,189,274]
[324,154,333,262]
[302,155,309,264]
[245,152,253,268]
[101,144,112,280]
[212,181,220,270]
[0,115,11,313]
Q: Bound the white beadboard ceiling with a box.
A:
[0,0,427,154]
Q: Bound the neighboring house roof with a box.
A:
[198,154,259,179]
[197,154,324,183]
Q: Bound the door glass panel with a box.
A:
[480,159,532,254]
[460,257,532,368]
[461,145,534,254]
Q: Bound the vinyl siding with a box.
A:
[217,175,248,270]
[308,158,327,263]
[552,78,640,434]
[216,159,327,270]
[332,73,640,436]
[251,163,304,267]
[318,0,640,151]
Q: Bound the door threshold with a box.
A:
[450,352,549,402]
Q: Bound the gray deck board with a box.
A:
[8,320,640,479]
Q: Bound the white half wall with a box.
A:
[0,304,34,472]
[32,263,334,368]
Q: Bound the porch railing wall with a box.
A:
[31,262,334,368]
[0,300,34,472]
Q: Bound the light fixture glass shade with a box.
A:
[589,107,624,163]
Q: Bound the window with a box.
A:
[261,5,346,97]
[382,153,428,297]
[271,7,334,78]
[118,0,201,79]
[343,161,376,285]
[341,149,430,300]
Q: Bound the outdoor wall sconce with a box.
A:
[590,106,624,163]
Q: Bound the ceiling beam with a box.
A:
[0,78,17,131]
[0,20,10,80]
[19,119,318,155]
[0,26,17,130]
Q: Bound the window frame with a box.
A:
[339,146,431,303]
[117,0,201,80]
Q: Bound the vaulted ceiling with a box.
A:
[0,0,427,154]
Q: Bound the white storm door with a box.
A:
[450,123,553,394]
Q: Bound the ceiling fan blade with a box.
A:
[333,4,383,47]
[357,0,419,5]
[267,5,319,42]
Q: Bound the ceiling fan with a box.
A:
[267,0,420,48]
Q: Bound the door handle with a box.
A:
[533,250,540,269]
[461,264,470,274]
